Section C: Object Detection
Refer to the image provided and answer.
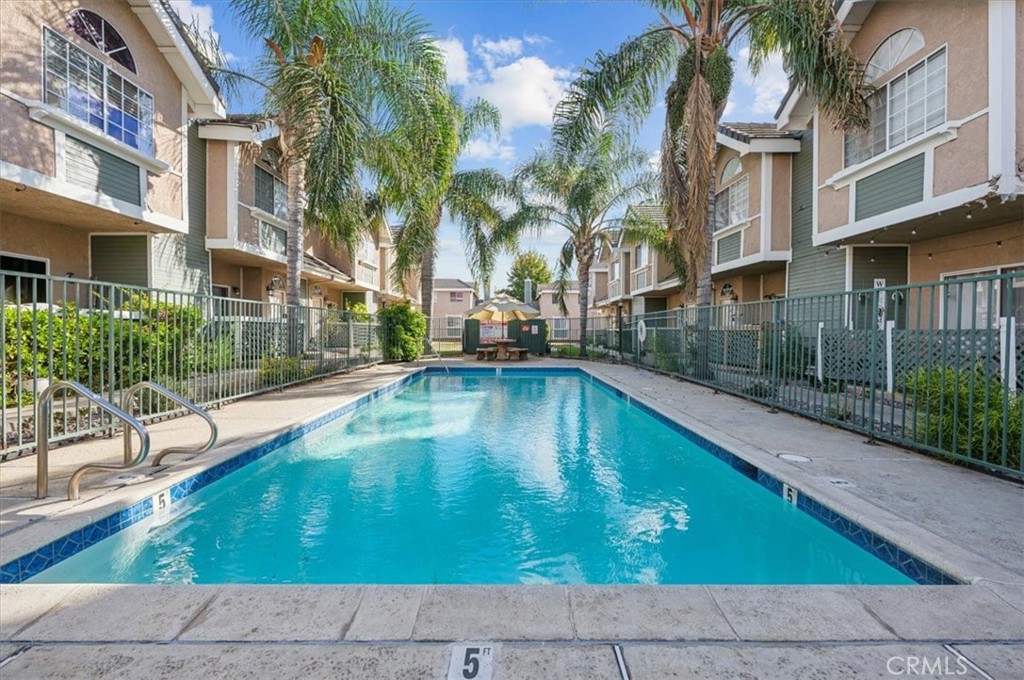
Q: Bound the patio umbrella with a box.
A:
[465,293,540,338]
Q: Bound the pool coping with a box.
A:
[0,364,990,586]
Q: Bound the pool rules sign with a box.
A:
[447,643,498,680]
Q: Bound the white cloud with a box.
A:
[169,0,236,62]
[737,48,789,117]
[468,56,572,130]
[523,34,551,46]
[723,99,737,117]
[436,37,470,86]
[463,137,516,161]
[472,36,523,70]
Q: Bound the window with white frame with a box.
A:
[449,291,464,303]
[552,317,569,339]
[254,166,287,220]
[844,44,946,167]
[43,27,154,153]
[714,175,748,231]
[942,265,1023,329]
[258,220,287,256]
[69,10,136,73]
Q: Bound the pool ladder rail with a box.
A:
[34,381,218,501]
[423,337,450,376]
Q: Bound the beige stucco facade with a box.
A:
[431,285,476,320]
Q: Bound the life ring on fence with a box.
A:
[637,319,648,344]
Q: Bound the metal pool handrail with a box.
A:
[35,381,151,500]
[121,381,218,467]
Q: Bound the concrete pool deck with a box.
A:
[1,358,1022,678]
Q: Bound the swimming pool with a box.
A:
[22,370,934,585]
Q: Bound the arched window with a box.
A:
[69,10,136,73]
[864,28,924,83]
[720,157,741,184]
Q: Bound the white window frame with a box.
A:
[445,315,462,338]
[939,263,1024,330]
[449,291,464,303]
[844,45,947,168]
[551,317,570,340]
[42,26,155,154]
[254,165,287,221]
[258,220,287,256]
[714,175,749,232]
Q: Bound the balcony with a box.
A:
[632,265,652,293]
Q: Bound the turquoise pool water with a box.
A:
[34,374,913,584]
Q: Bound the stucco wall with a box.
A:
[0,211,90,277]
[205,141,228,239]
[908,220,1024,283]
[771,154,792,251]
[432,290,474,319]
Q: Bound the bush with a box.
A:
[259,356,312,386]
[761,324,813,379]
[377,303,426,362]
[904,365,1022,470]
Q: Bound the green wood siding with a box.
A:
[91,235,148,286]
[850,246,908,330]
[716,232,742,264]
[65,136,141,205]
[152,122,211,294]
[854,154,925,220]
[786,132,845,297]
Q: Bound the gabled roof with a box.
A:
[626,204,669,225]
[538,283,579,294]
[433,278,475,290]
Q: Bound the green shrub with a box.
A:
[761,324,812,379]
[553,345,582,358]
[903,365,1022,470]
[744,379,777,399]
[259,356,312,386]
[377,303,426,362]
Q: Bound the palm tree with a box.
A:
[391,94,515,316]
[553,0,869,309]
[506,134,658,354]
[224,0,454,339]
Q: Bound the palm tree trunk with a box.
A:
[577,258,591,356]
[692,175,717,380]
[420,244,435,318]
[284,128,306,357]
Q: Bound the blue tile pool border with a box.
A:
[1,366,959,585]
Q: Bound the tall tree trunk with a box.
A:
[284,127,306,357]
[420,244,435,318]
[576,253,591,356]
[692,175,717,380]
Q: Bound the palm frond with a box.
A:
[552,26,679,154]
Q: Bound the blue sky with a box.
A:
[170,0,789,290]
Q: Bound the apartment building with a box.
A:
[593,1,1021,327]
[535,283,577,340]
[0,0,224,296]
[0,1,409,315]
[777,0,1022,324]
[199,117,394,314]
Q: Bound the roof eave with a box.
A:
[128,0,227,119]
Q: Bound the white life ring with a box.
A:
[637,319,648,343]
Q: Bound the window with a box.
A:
[844,47,946,167]
[633,243,649,267]
[445,315,462,337]
[720,157,741,184]
[2,254,48,303]
[449,291,464,303]
[714,176,749,231]
[258,220,287,256]
[552,318,569,340]
[69,10,136,73]
[864,29,925,83]
[942,265,1023,329]
[254,166,287,220]
[43,27,154,152]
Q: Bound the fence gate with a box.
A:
[461,319,479,354]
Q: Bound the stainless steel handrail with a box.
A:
[121,381,218,466]
[423,337,450,376]
[35,381,151,500]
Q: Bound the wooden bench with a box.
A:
[476,346,498,361]
[507,347,529,361]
